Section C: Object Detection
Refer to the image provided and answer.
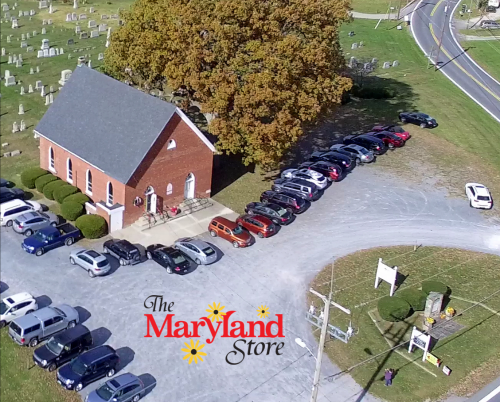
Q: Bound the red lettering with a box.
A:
[173,321,192,338]
[247,321,266,337]
[199,317,223,344]
[265,314,284,338]
[144,314,174,337]
[222,311,237,337]
[229,321,248,338]
[190,320,205,337]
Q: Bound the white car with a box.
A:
[0,199,42,227]
[465,183,493,209]
[0,292,38,328]
[281,168,328,189]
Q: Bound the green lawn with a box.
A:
[461,40,500,80]
[309,246,500,402]
[350,0,408,15]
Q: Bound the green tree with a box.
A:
[104,0,352,167]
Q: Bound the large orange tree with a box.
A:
[104,0,352,167]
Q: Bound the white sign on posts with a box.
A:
[408,326,431,362]
[374,258,398,296]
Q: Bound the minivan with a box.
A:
[208,216,254,248]
[1,199,42,227]
[272,178,320,201]
[33,325,93,372]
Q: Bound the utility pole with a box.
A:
[427,46,435,69]
[434,0,449,70]
[466,0,474,29]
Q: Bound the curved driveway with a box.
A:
[411,0,500,123]
[2,168,500,402]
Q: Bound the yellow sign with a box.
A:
[425,353,441,367]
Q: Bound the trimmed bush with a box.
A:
[21,167,48,189]
[35,174,58,192]
[422,281,449,295]
[377,296,411,322]
[54,185,80,204]
[75,214,108,239]
[61,201,84,221]
[64,193,90,205]
[398,289,427,311]
[43,180,67,200]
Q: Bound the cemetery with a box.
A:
[0,0,132,183]
[309,246,500,402]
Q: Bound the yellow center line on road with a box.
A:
[429,23,500,102]
[430,0,444,17]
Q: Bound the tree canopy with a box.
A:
[104,0,352,167]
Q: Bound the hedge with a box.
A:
[35,174,58,192]
[43,180,67,200]
[21,167,48,189]
[422,281,449,296]
[75,214,108,239]
[64,193,90,205]
[54,185,80,204]
[61,201,84,221]
[377,296,411,322]
[398,289,427,311]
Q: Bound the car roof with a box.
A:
[16,212,39,222]
[79,345,116,364]
[4,292,33,305]
[282,168,297,175]
[108,373,139,389]
[1,199,27,210]
[469,184,489,195]
[84,249,107,261]
[32,306,59,320]
[53,325,90,343]
[157,246,178,255]
[267,203,284,212]
[242,213,272,224]
[182,239,209,249]
[211,216,237,228]
[115,239,135,250]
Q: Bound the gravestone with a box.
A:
[41,38,49,50]
[47,19,52,25]
[29,67,34,74]
[35,80,42,89]
[27,46,33,52]
[4,11,10,18]
[73,0,78,9]
[32,30,37,36]
[40,86,46,96]
[43,48,49,57]
[12,122,19,133]
[59,47,64,54]
[6,36,11,43]
[87,19,96,28]
[66,13,71,22]
[37,50,44,58]
[12,54,17,62]
[392,60,399,67]
[77,55,85,65]
[41,27,46,34]
[348,56,356,68]
[67,54,72,59]
[11,150,21,156]
[67,38,74,45]
[1,47,5,56]
[18,9,22,17]
[30,9,35,16]
[23,10,28,16]
[371,58,378,65]
[49,47,56,57]
[18,54,22,62]
[2,4,8,11]
[18,104,24,114]
[45,94,49,105]
[79,13,87,19]
[89,6,94,13]
[42,19,46,25]
[28,84,33,93]
[88,59,92,68]
[359,41,364,47]
[98,23,106,32]
[383,61,390,69]
[55,48,59,55]
[20,41,27,48]
[75,25,81,34]
[105,39,109,48]
[36,65,39,73]
[38,0,47,9]
[59,69,72,85]
[48,4,53,13]
[90,30,98,38]
[351,43,358,50]
[26,32,30,39]
[21,33,25,40]
[7,55,12,63]
[101,14,108,19]
[19,121,25,131]
[15,59,21,67]
[110,14,118,19]
[79,31,88,39]
[397,25,402,30]
[11,18,18,28]
[98,52,103,60]
[71,12,77,20]
[49,93,53,103]
[49,85,54,93]
[20,85,24,95]
[424,292,444,319]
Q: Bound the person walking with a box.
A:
[384,369,393,386]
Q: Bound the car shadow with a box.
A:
[35,295,52,309]
[138,373,157,398]
[205,242,224,264]
[133,243,148,262]
[296,201,312,214]
[104,255,121,275]
[0,281,9,294]
[116,346,135,372]
[40,204,50,212]
[24,191,34,201]
[75,306,91,324]
[90,327,112,347]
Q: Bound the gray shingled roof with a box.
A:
[35,66,177,184]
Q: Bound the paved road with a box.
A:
[468,377,500,402]
[411,0,500,123]
[2,167,500,402]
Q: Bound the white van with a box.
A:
[0,199,42,227]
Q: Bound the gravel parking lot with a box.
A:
[2,168,500,402]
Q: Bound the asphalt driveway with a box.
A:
[2,167,500,402]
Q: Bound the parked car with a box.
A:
[343,135,387,155]
[12,210,59,236]
[399,112,438,128]
[309,151,354,171]
[480,20,500,28]
[208,216,254,248]
[0,186,24,204]
[1,199,42,227]
[281,168,328,189]
[146,244,191,274]
[298,161,342,182]
[0,292,38,328]
[33,325,93,372]
[174,238,218,265]
[69,249,111,278]
[272,178,320,200]
[0,178,9,187]
[329,144,375,164]
[8,304,80,347]
[57,345,119,392]
[245,202,293,225]
[22,223,81,256]
[366,131,404,148]
[260,190,308,214]
[465,183,493,209]
[103,239,141,266]
[85,372,146,402]
[372,125,411,141]
[236,214,277,238]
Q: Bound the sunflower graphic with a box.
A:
[181,339,207,365]
[257,305,270,319]
[206,302,226,322]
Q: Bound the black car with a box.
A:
[245,202,294,225]
[102,239,141,266]
[299,161,343,181]
[343,135,387,155]
[57,345,119,392]
[33,325,93,372]
[145,244,191,274]
[309,151,354,171]
[399,112,438,128]
[0,187,24,204]
[260,190,308,214]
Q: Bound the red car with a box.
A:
[298,161,341,182]
[366,131,404,148]
[372,125,411,141]
[236,214,276,238]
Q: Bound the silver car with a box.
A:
[330,143,375,164]
[69,248,111,278]
[85,373,145,402]
[12,211,59,236]
[174,237,218,265]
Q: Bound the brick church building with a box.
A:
[35,66,215,232]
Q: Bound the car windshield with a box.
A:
[172,252,187,265]
[96,260,108,268]
[359,148,370,155]
[71,358,87,375]
[31,232,47,241]
[477,196,491,201]
[10,322,21,335]
[96,384,115,400]
[0,302,7,315]
[233,226,244,235]
[393,126,404,133]
[51,307,66,317]
[46,338,64,355]
[202,247,215,256]
[275,208,287,216]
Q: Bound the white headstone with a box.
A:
[36,65,39,73]
[7,54,12,63]
[12,54,17,62]
[89,6,94,13]
[18,54,22,62]
[37,50,43,58]
[107,27,111,39]
[49,85,53,93]
[21,33,25,40]
[73,0,77,9]
[66,13,71,22]
[33,30,37,36]
[49,47,56,57]
[42,19,46,25]
[48,4,53,13]
[18,104,24,114]
[30,9,35,16]
[383,61,391,69]
[88,59,91,68]
[90,30,98,38]
[98,52,103,60]
[348,56,356,68]
[41,38,49,49]
[2,4,9,11]
[75,25,81,34]
[43,48,49,57]
[59,47,64,54]
[105,39,109,48]
[5,69,11,78]
[20,40,27,48]
[351,42,358,50]
[18,9,21,17]
[41,27,46,34]
[20,120,25,131]
[6,35,11,43]
[98,23,106,32]
[35,80,42,89]
[4,76,15,87]
[79,13,87,19]
[87,19,95,28]
[392,60,399,67]
[59,69,72,85]
[49,93,53,103]
[40,86,46,96]
[38,0,48,9]
[12,122,19,133]
[15,59,22,67]
[27,45,34,52]
[11,18,18,28]
[1,47,5,56]
[28,84,33,93]
[45,94,50,105]
[71,12,77,20]
[47,19,52,25]
[26,32,30,39]
[20,85,25,95]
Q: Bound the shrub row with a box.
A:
[54,185,79,204]
[61,201,84,221]
[35,174,58,192]
[75,214,108,239]
[64,193,90,205]
[21,168,48,189]
[43,180,67,200]
[422,281,449,295]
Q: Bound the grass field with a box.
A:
[350,0,410,15]
[309,246,500,402]
[461,39,500,79]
